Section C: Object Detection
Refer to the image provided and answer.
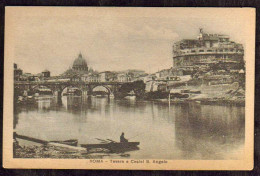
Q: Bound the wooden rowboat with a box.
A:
[81,142,140,152]
[50,139,78,146]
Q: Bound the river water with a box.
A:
[14,96,245,160]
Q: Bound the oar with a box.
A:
[95,138,109,142]
[106,139,117,143]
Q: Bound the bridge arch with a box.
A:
[60,85,84,96]
[90,85,112,96]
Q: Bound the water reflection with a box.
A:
[14,96,245,160]
[175,103,244,159]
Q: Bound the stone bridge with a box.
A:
[14,81,127,99]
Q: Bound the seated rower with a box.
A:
[120,132,128,143]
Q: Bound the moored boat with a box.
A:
[95,94,107,98]
[50,139,78,146]
[81,142,140,152]
[124,90,136,100]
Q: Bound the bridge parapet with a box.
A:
[14,81,128,98]
[14,81,128,85]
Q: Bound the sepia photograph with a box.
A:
[3,7,255,170]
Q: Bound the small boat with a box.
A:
[120,154,130,157]
[96,94,106,98]
[190,90,201,94]
[50,139,78,146]
[124,90,136,100]
[81,142,140,152]
[37,88,53,95]
[16,96,36,105]
[63,88,82,96]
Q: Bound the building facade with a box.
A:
[14,63,23,81]
[42,69,50,78]
[87,73,100,82]
[99,71,117,82]
[117,73,131,82]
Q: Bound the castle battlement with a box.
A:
[172,29,244,68]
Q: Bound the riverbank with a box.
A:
[13,141,102,159]
[153,98,245,106]
[149,84,245,106]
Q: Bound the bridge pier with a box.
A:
[82,90,88,96]
[109,93,114,99]
[86,89,93,96]
[57,90,62,101]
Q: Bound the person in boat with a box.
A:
[120,132,128,143]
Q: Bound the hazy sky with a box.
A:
[8,7,251,75]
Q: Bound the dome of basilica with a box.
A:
[72,53,88,71]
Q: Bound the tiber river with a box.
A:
[14,96,245,160]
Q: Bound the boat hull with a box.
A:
[50,139,78,146]
[124,96,136,100]
[81,142,140,152]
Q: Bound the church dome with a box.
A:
[73,53,87,67]
[72,53,88,71]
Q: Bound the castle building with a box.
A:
[172,28,244,69]
[72,53,88,72]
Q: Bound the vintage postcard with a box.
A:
[3,7,255,170]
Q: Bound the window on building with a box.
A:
[199,50,204,52]
[207,50,212,52]
[191,50,196,53]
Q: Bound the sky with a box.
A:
[7,7,252,76]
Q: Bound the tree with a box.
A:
[116,80,146,99]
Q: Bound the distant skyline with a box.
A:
[8,7,250,76]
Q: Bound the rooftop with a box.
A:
[42,69,50,73]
